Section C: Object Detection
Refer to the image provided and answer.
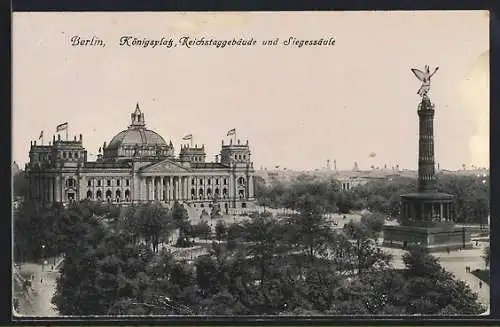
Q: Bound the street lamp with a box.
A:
[41,244,46,271]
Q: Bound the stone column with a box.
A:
[168,177,173,201]
[176,177,180,201]
[151,177,156,201]
[173,176,176,201]
[179,177,182,201]
[143,178,147,201]
[147,177,151,201]
[154,177,159,201]
[160,177,164,201]
[439,203,444,222]
[184,177,188,201]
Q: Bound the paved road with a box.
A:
[14,261,61,317]
[381,245,490,314]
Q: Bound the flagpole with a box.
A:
[234,130,237,144]
[190,137,193,148]
[66,127,68,141]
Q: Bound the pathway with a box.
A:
[14,258,63,317]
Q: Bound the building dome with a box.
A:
[102,103,174,161]
[107,128,167,150]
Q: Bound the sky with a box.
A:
[12,11,489,171]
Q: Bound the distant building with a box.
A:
[25,104,256,214]
[337,177,368,191]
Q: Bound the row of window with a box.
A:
[192,178,227,186]
[234,154,247,160]
[62,151,81,159]
[190,177,247,186]
[86,189,131,201]
[87,179,130,187]
[37,151,83,162]
[71,176,249,189]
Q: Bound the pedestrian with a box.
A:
[446,247,450,254]
[479,281,483,289]
[40,278,43,284]
[476,240,479,247]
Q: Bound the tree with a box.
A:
[287,194,334,262]
[192,221,211,240]
[138,203,171,253]
[343,220,392,273]
[400,247,485,314]
[360,212,386,237]
[215,220,227,242]
[171,202,191,247]
[227,223,245,241]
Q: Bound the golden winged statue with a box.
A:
[411,65,439,97]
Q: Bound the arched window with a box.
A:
[238,155,242,160]
[239,189,245,199]
[215,188,220,195]
[87,180,92,187]
[222,188,228,198]
[207,188,212,199]
[191,188,196,199]
[199,188,204,196]
[69,152,73,159]
[96,190,102,199]
[106,189,112,201]
[125,189,130,201]
[238,177,246,186]
[199,179,203,185]
[75,152,79,158]
[87,190,92,199]
[116,189,121,199]
[192,178,195,185]
[66,178,76,187]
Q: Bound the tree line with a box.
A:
[13,197,483,315]
[255,173,489,225]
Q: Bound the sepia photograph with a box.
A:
[12,11,489,317]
